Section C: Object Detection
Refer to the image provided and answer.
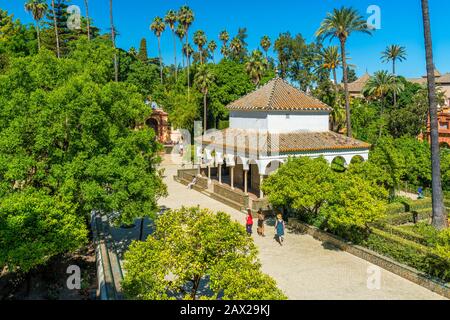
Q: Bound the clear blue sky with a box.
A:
[3,0,450,79]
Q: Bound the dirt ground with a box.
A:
[0,243,97,300]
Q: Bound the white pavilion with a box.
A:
[198,77,370,199]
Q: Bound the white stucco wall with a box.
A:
[229,111,268,130]
[267,112,329,132]
[229,111,330,132]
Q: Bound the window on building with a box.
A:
[439,122,449,130]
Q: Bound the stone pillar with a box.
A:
[218,164,222,184]
[208,165,211,184]
[230,166,235,190]
[244,170,248,194]
[259,175,264,199]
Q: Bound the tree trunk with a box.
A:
[186,31,190,97]
[203,91,207,132]
[84,0,91,41]
[158,36,163,84]
[173,31,177,80]
[332,67,339,131]
[421,0,448,230]
[51,0,61,58]
[36,22,41,51]
[339,38,352,138]
[379,98,385,138]
[393,59,397,107]
[110,0,118,82]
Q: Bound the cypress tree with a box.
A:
[137,38,148,62]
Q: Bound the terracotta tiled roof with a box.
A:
[226,78,332,112]
[200,129,370,154]
[347,72,371,93]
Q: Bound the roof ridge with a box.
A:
[279,77,332,111]
[266,77,279,110]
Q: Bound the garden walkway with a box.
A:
[159,154,445,300]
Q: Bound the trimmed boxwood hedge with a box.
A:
[381,209,432,226]
[364,228,449,282]
[385,202,407,215]
[377,224,428,246]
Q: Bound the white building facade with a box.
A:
[199,78,371,199]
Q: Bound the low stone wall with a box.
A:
[251,198,271,213]
[177,168,208,190]
[288,219,450,299]
[213,183,249,209]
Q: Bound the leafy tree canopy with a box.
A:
[121,207,286,300]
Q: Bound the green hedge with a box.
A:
[364,228,449,282]
[385,202,407,215]
[407,199,433,212]
[381,210,431,226]
[376,224,428,246]
[364,228,430,271]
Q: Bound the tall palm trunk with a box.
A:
[339,38,352,138]
[173,31,177,80]
[84,0,91,40]
[203,90,207,132]
[158,36,163,84]
[186,31,190,96]
[393,59,397,107]
[332,67,339,131]
[51,0,61,58]
[421,0,447,230]
[110,0,118,82]
[35,22,41,51]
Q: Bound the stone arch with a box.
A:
[331,156,347,172]
[440,142,450,149]
[146,118,159,139]
[350,155,365,165]
[263,160,284,175]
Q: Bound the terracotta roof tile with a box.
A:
[226,78,332,112]
[200,129,370,154]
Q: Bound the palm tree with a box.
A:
[421,0,447,230]
[362,71,404,137]
[195,65,215,132]
[50,0,61,58]
[193,30,207,64]
[207,40,217,63]
[151,16,166,84]
[316,7,372,138]
[175,24,186,68]
[24,0,47,51]
[219,30,230,59]
[165,10,178,79]
[183,43,194,69]
[318,46,342,131]
[109,0,118,82]
[229,38,243,60]
[84,0,91,40]
[246,50,268,86]
[260,35,271,59]
[178,6,194,92]
[382,45,407,107]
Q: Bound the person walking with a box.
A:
[275,213,285,246]
[257,209,265,237]
[246,209,253,236]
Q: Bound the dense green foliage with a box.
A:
[122,207,286,300]
[262,157,387,241]
[0,38,167,272]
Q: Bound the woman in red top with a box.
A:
[246,209,253,236]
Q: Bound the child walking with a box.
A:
[275,213,285,246]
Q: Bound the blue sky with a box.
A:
[3,0,450,79]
